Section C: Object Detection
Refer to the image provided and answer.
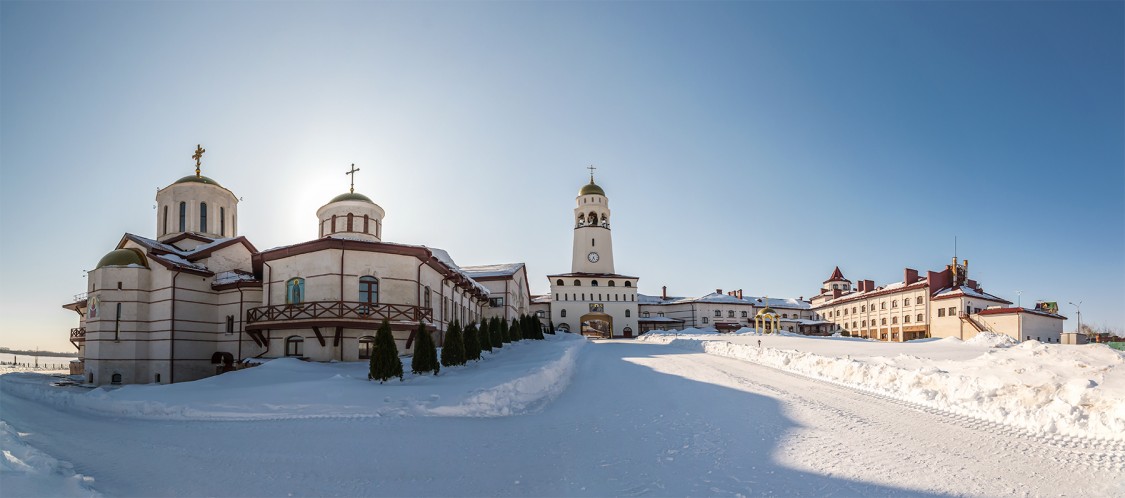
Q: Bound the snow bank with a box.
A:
[965,331,1018,348]
[640,334,1125,440]
[0,334,586,421]
[0,421,101,497]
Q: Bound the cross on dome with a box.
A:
[587,164,596,182]
[192,144,206,177]
[345,163,360,193]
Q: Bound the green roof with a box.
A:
[173,175,222,187]
[579,180,605,196]
[96,248,149,269]
[329,192,374,204]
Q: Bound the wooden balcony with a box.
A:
[69,327,85,350]
[245,301,432,331]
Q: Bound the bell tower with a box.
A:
[572,168,614,274]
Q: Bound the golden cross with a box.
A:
[345,163,360,193]
[587,164,596,181]
[192,144,206,177]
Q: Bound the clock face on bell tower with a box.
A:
[588,252,599,263]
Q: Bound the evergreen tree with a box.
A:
[499,317,511,344]
[370,319,403,382]
[478,319,493,353]
[548,319,556,335]
[490,316,503,349]
[440,320,466,367]
[410,321,439,375]
[510,318,521,342]
[463,322,481,361]
[532,315,545,340]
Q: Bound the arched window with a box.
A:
[591,280,599,287]
[625,309,631,317]
[347,213,354,232]
[286,278,305,304]
[200,202,208,233]
[728,310,735,318]
[556,279,564,286]
[561,309,567,317]
[358,336,375,359]
[608,280,615,287]
[624,281,632,287]
[331,214,337,232]
[220,207,226,236]
[588,212,597,225]
[285,336,304,356]
[714,310,721,317]
[162,205,168,235]
[111,373,122,384]
[363,215,369,233]
[359,276,378,304]
[917,313,924,322]
[573,280,581,286]
[178,202,186,232]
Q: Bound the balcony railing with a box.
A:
[246,301,432,329]
[69,327,86,350]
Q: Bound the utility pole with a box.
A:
[1069,301,1083,339]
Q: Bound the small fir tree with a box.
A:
[510,318,521,342]
[370,319,403,383]
[499,317,511,343]
[440,320,467,367]
[410,321,440,375]
[464,322,481,361]
[532,315,545,340]
[548,320,556,335]
[490,317,503,349]
[479,319,493,353]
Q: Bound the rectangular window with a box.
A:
[949,306,956,316]
[938,308,946,317]
[489,297,505,308]
[702,317,709,324]
[226,315,234,334]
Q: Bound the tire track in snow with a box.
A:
[637,346,1123,496]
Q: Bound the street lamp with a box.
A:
[1068,301,1082,338]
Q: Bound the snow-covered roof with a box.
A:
[638,292,810,309]
[820,279,930,307]
[932,286,1011,304]
[531,295,552,304]
[213,271,260,286]
[461,263,525,279]
[638,316,684,323]
[422,247,491,296]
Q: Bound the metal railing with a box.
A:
[70,327,86,340]
[246,301,432,326]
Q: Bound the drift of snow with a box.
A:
[1,334,584,421]
[0,421,100,497]
[638,330,1125,439]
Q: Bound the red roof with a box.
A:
[978,307,1067,320]
[824,266,848,283]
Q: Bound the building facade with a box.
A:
[546,176,639,338]
[63,148,506,386]
[810,260,1066,343]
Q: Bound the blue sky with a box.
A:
[2,1,1121,351]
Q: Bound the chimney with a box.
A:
[833,289,842,299]
[716,289,722,295]
[904,268,918,284]
[857,281,865,292]
[738,289,743,299]
[662,285,667,300]
[967,279,978,290]
[799,296,804,301]
[865,280,874,292]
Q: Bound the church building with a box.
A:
[63,148,501,386]
[545,173,640,338]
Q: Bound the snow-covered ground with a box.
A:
[2,332,1122,496]
[639,328,1125,440]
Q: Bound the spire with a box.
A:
[824,266,848,283]
[345,163,360,193]
[192,144,206,177]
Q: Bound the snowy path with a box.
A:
[2,340,1122,496]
